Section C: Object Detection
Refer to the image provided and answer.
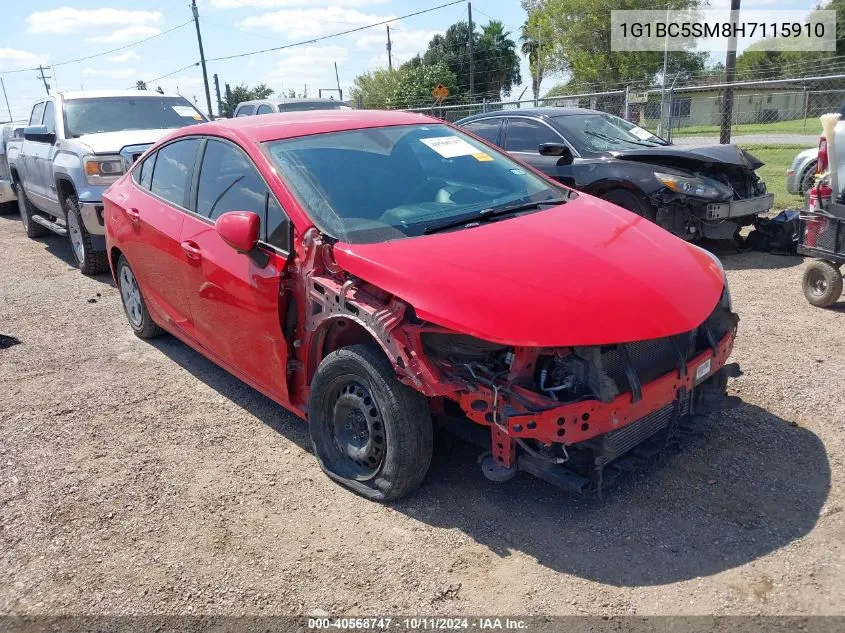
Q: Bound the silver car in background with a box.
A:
[233,98,352,117]
[0,120,26,211]
[786,148,818,195]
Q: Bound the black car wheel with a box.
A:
[802,260,843,308]
[600,189,657,223]
[308,343,432,502]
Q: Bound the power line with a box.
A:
[0,20,192,75]
[206,0,465,63]
[129,62,199,90]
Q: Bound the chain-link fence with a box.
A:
[395,74,845,142]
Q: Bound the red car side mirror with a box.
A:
[215,211,260,253]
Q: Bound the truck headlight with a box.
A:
[84,155,124,186]
[655,172,732,200]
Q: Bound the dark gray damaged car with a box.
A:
[456,107,772,242]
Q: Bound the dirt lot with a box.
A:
[0,212,843,617]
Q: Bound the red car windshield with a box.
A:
[265,124,562,243]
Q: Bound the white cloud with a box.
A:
[85,26,162,44]
[237,8,395,39]
[108,50,139,64]
[82,67,137,79]
[0,48,46,69]
[265,45,349,91]
[27,8,162,35]
[213,0,386,7]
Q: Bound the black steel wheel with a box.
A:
[308,343,432,502]
[802,259,844,308]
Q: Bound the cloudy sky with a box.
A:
[0,0,535,119]
[0,0,816,121]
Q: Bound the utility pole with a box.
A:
[334,62,342,101]
[0,78,12,122]
[535,24,541,106]
[213,74,223,119]
[190,0,214,119]
[386,25,393,71]
[467,1,474,98]
[37,65,51,95]
[719,0,741,144]
[658,6,669,137]
[225,82,232,116]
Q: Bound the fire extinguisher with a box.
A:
[805,182,832,247]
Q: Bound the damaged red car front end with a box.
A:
[290,183,738,495]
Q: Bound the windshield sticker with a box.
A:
[420,136,479,158]
[629,126,654,140]
[472,152,493,162]
[172,105,202,120]
[509,168,526,175]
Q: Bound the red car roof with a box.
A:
[182,109,439,143]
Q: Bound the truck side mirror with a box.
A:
[23,125,56,144]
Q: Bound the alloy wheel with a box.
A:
[119,265,143,328]
[67,210,85,265]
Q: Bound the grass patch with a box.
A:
[739,144,808,211]
[672,118,821,138]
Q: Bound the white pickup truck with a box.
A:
[7,90,206,273]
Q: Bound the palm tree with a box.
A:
[135,80,148,91]
[478,21,521,99]
[520,22,543,102]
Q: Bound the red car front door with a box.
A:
[107,138,202,334]
[178,138,292,404]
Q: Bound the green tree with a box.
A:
[350,63,457,109]
[735,0,845,81]
[420,19,522,100]
[525,0,706,94]
[221,82,274,117]
[135,80,147,91]
[476,21,521,98]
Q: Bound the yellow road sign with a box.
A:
[431,83,450,102]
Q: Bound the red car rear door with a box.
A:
[107,138,202,334]
[178,138,292,404]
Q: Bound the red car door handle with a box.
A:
[180,241,202,261]
[125,207,141,221]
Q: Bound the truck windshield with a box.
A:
[63,97,205,137]
[265,123,563,244]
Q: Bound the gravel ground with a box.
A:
[0,212,843,617]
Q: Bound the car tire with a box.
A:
[798,161,817,195]
[600,189,657,222]
[116,255,164,339]
[308,343,433,502]
[66,195,108,275]
[802,259,843,308]
[15,182,48,238]
[0,201,16,215]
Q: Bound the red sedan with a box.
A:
[104,110,738,501]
